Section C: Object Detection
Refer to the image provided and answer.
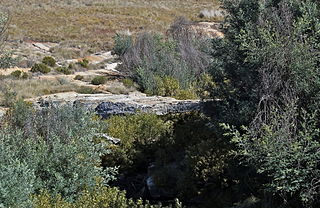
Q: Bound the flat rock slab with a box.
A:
[28,92,202,117]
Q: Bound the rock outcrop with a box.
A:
[28,92,202,117]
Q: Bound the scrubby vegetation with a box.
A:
[42,56,56,67]
[10,70,22,78]
[91,75,107,85]
[115,17,212,98]
[31,63,51,74]
[74,75,84,81]
[55,66,72,75]
[1,0,320,207]
[77,59,89,68]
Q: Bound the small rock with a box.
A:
[101,134,121,144]
[32,43,51,52]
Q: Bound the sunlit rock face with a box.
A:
[29,92,203,117]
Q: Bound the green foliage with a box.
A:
[120,23,211,98]
[194,73,216,99]
[10,70,22,78]
[91,76,107,85]
[74,75,84,80]
[186,138,230,183]
[104,113,172,170]
[209,0,320,125]
[77,59,89,68]
[21,72,29,79]
[205,0,320,207]
[113,33,132,56]
[42,56,56,67]
[0,53,17,68]
[56,66,72,75]
[0,85,17,107]
[33,185,129,208]
[174,89,198,100]
[10,70,29,79]
[154,76,180,97]
[150,113,233,205]
[68,63,75,70]
[0,138,35,208]
[33,185,183,208]
[76,86,100,94]
[3,102,117,201]
[31,63,51,74]
[227,106,320,206]
[122,78,135,88]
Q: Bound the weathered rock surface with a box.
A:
[28,92,202,117]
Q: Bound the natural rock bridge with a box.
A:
[29,92,203,118]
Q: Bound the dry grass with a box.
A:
[3,0,221,50]
[0,77,79,105]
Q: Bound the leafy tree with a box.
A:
[215,0,320,206]
[209,0,320,125]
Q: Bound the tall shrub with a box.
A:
[1,102,117,202]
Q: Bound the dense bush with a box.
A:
[103,113,172,170]
[77,59,89,68]
[0,135,35,208]
[227,105,320,206]
[74,75,84,80]
[116,18,212,98]
[42,56,56,67]
[122,78,135,88]
[55,66,72,75]
[21,71,29,79]
[31,63,51,74]
[10,70,22,78]
[91,75,107,85]
[33,184,183,208]
[113,33,132,56]
[1,102,117,204]
[208,0,320,207]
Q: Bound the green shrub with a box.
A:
[0,53,16,68]
[42,56,56,67]
[21,72,29,79]
[10,70,29,79]
[33,185,182,208]
[0,85,17,107]
[56,66,72,75]
[4,103,117,201]
[74,75,84,80]
[155,76,180,97]
[68,63,75,70]
[104,113,172,170]
[10,70,22,78]
[174,89,198,100]
[227,107,320,205]
[121,25,211,97]
[31,63,51,74]
[91,76,107,85]
[122,78,135,88]
[77,59,89,68]
[113,33,132,56]
[0,139,35,208]
[76,86,100,94]
[195,73,216,99]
